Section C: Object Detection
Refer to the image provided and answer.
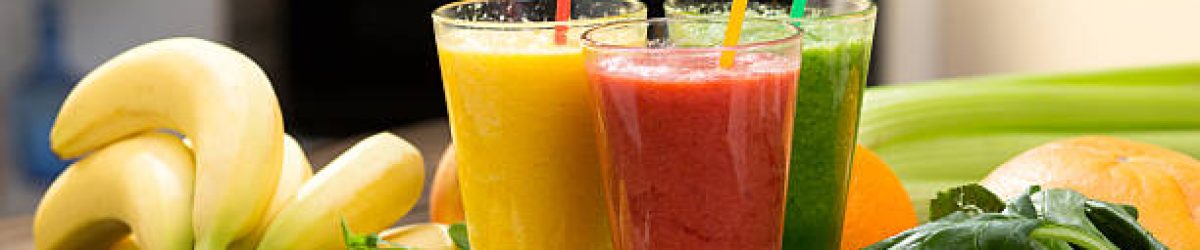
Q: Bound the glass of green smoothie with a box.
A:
[664,0,877,249]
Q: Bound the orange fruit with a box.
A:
[981,136,1200,249]
[429,144,465,224]
[840,144,920,250]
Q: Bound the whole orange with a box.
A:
[981,136,1200,249]
[840,144,920,250]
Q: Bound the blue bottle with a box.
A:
[8,0,78,185]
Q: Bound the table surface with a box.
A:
[0,120,452,249]
[0,216,32,250]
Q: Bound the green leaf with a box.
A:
[1029,223,1117,250]
[866,212,1047,249]
[449,223,471,250]
[929,183,1006,221]
[871,185,1168,249]
[1004,186,1040,218]
[1016,188,1106,238]
[1084,200,1168,250]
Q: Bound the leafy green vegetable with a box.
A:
[871,212,1046,249]
[449,223,471,250]
[1084,200,1168,250]
[1027,187,1108,241]
[1028,224,1115,250]
[929,183,1005,220]
[867,185,1168,250]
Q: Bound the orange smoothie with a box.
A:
[436,30,611,249]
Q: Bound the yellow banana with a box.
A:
[34,133,194,250]
[49,37,285,249]
[263,135,316,230]
[231,135,315,250]
[257,132,425,249]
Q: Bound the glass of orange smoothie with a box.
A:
[431,1,645,249]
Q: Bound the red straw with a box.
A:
[554,0,571,45]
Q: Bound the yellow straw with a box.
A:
[719,0,750,68]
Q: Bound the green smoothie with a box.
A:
[666,2,877,249]
[784,39,872,249]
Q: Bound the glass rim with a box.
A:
[581,17,804,53]
[804,0,877,23]
[431,0,648,30]
[663,0,876,23]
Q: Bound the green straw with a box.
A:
[789,0,808,20]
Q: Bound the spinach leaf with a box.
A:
[868,185,1168,250]
[1084,200,1168,250]
[929,183,1006,221]
[1005,186,1040,218]
[1019,187,1107,240]
[1028,223,1116,250]
[869,212,1046,249]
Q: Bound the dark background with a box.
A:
[280,0,878,136]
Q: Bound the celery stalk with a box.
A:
[858,63,1200,220]
[861,84,1200,147]
[915,62,1200,86]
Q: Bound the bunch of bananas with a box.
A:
[33,38,429,249]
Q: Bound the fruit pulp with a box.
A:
[436,30,612,250]
[588,52,799,249]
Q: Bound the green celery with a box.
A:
[858,63,1200,220]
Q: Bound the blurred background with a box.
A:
[2,0,1200,228]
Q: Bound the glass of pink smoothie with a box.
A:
[583,18,803,250]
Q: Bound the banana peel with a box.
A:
[230,135,315,250]
[35,133,195,249]
[34,38,429,250]
[257,133,425,249]
[49,37,285,249]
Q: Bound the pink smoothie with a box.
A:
[588,52,800,250]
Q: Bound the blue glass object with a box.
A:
[8,0,78,184]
